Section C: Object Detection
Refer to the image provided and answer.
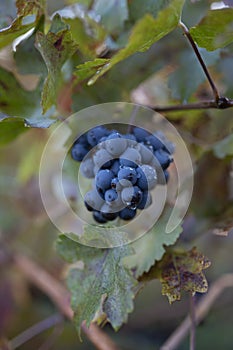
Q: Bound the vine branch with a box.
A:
[149,22,233,113]
[179,21,220,101]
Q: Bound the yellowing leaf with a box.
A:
[144,247,211,303]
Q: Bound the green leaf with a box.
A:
[142,247,211,303]
[0,67,56,128]
[0,118,28,146]
[75,58,109,81]
[57,235,137,337]
[82,0,185,85]
[213,134,233,159]
[190,8,233,51]
[0,17,35,50]
[168,48,220,101]
[124,209,183,277]
[36,14,78,113]
[0,0,45,50]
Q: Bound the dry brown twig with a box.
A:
[12,253,121,350]
[160,273,233,350]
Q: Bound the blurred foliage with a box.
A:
[0,0,233,349]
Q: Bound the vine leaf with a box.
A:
[75,58,109,82]
[124,209,183,277]
[36,14,78,113]
[141,247,211,303]
[213,134,233,159]
[190,8,233,51]
[0,0,45,50]
[75,0,184,85]
[57,234,137,338]
[0,67,56,128]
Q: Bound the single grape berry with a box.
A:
[119,207,137,220]
[154,149,172,170]
[137,191,152,209]
[93,211,107,223]
[138,143,154,164]
[136,165,157,190]
[120,148,141,167]
[118,167,137,186]
[84,189,104,211]
[145,134,163,151]
[111,177,122,191]
[101,203,119,221]
[104,189,118,202]
[80,157,95,178]
[105,132,127,156]
[121,186,142,208]
[93,149,112,169]
[87,126,108,146]
[71,143,89,161]
[95,169,114,190]
[110,159,120,176]
[133,126,150,142]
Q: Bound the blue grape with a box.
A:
[133,127,150,142]
[145,134,163,150]
[121,186,142,208]
[137,191,152,209]
[87,126,108,146]
[101,203,119,221]
[95,169,114,190]
[138,143,154,164]
[80,157,95,178]
[111,177,122,191]
[71,143,89,161]
[136,165,157,190]
[119,207,137,220]
[105,189,118,202]
[110,160,120,176]
[154,149,172,170]
[93,211,107,223]
[118,167,137,186]
[84,189,104,211]
[105,132,127,156]
[120,148,141,167]
[93,149,112,169]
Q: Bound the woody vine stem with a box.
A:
[150,21,233,113]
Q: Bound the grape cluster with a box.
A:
[71,125,174,223]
